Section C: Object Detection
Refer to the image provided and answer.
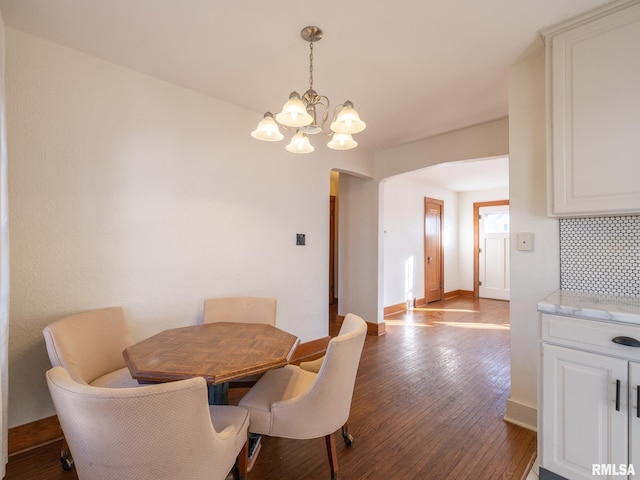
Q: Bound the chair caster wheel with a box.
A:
[342,432,354,446]
[61,451,74,471]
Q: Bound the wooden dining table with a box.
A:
[122,322,300,405]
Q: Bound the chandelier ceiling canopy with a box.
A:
[251,26,366,154]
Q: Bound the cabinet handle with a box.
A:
[616,380,621,411]
[637,385,640,419]
[612,336,640,347]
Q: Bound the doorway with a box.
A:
[424,197,444,303]
[329,195,337,305]
[474,200,510,300]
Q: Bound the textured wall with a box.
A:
[5,29,373,427]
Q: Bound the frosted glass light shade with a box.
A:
[327,133,358,150]
[275,92,313,127]
[285,131,315,154]
[330,103,366,134]
[251,113,284,141]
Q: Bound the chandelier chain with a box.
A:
[308,42,314,90]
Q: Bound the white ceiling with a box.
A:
[408,156,509,192]
[0,0,610,155]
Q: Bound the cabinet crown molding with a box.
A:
[540,0,639,38]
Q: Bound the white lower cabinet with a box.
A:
[540,314,640,479]
[542,344,630,478]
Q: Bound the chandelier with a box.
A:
[251,26,366,154]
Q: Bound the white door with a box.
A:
[542,344,628,480]
[478,205,510,300]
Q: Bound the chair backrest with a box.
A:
[271,313,367,438]
[42,306,134,385]
[203,296,277,325]
[46,367,239,480]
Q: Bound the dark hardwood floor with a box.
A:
[5,297,536,479]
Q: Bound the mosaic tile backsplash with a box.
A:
[560,216,640,297]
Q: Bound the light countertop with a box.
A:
[538,290,640,325]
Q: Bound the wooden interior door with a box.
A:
[329,195,337,305]
[424,198,443,303]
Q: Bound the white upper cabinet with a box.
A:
[543,0,640,217]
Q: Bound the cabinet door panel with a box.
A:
[630,362,640,471]
[542,344,627,479]
[546,2,640,216]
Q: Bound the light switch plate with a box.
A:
[517,232,533,251]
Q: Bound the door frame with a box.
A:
[424,197,444,304]
[473,200,509,298]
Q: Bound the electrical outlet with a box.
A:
[296,234,305,246]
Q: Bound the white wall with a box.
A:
[5,29,373,427]
[372,120,509,321]
[382,176,458,306]
[505,44,559,429]
[375,118,510,180]
[382,177,509,307]
[0,11,9,475]
[336,173,380,324]
[4,26,546,433]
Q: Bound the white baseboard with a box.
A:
[504,398,537,432]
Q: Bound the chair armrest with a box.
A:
[289,336,331,365]
[299,356,324,373]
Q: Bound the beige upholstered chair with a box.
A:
[298,344,354,446]
[202,296,277,325]
[42,306,139,388]
[43,306,141,469]
[46,367,249,480]
[238,313,367,479]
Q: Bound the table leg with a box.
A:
[208,383,229,405]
